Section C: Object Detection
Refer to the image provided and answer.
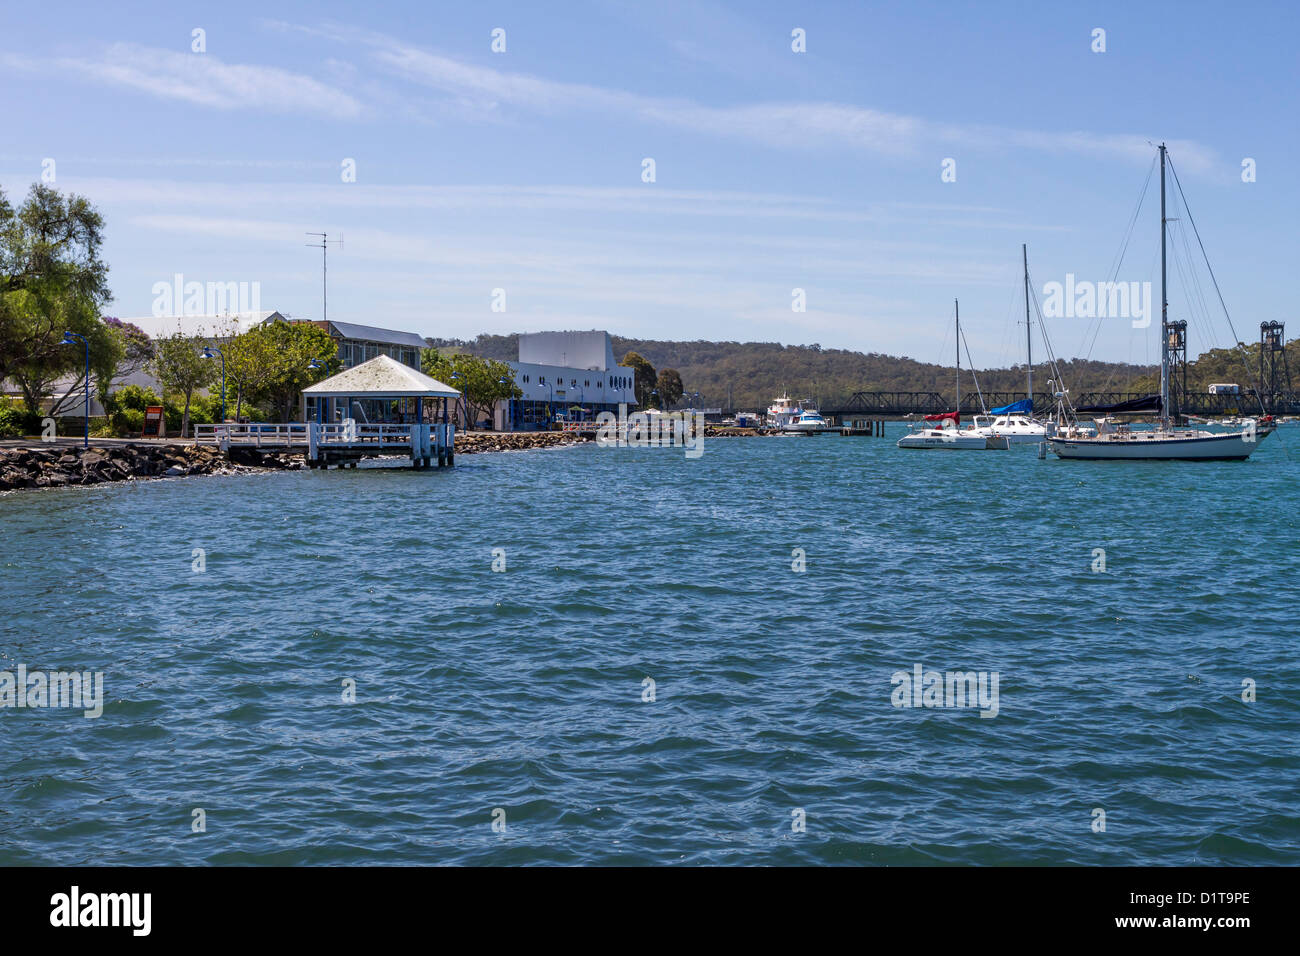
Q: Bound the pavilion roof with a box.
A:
[302,354,460,398]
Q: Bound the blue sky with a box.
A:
[2,0,1295,367]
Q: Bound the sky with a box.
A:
[2,0,1296,369]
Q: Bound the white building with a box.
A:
[494,330,637,430]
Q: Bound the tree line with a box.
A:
[1,184,339,438]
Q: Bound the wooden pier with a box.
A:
[193,422,456,469]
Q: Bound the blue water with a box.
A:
[2,428,1299,865]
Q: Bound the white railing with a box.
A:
[193,423,310,446]
[307,422,454,460]
[194,421,455,454]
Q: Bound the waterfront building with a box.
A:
[4,312,427,422]
[495,330,638,430]
[265,318,425,370]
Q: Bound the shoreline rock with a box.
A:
[0,443,302,492]
[0,430,605,492]
[454,431,592,455]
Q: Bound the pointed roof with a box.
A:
[302,354,460,398]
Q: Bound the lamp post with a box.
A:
[575,383,584,422]
[201,346,226,425]
[544,379,554,427]
[450,371,467,429]
[60,331,89,448]
[308,359,325,422]
[498,376,512,430]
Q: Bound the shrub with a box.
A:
[0,398,42,438]
[112,385,163,412]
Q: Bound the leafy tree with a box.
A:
[223,322,280,420]
[149,330,213,438]
[621,351,657,408]
[422,351,520,425]
[0,184,114,412]
[260,320,339,421]
[101,316,154,384]
[656,367,684,407]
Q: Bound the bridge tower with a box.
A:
[1260,321,1292,415]
[1165,320,1188,422]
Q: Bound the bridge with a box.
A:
[821,390,1300,418]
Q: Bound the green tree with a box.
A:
[0,184,115,413]
[656,367,684,407]
[621,351,657,408]
[260,321,339,421]
[223,323,280,420]
[150,330,213,438]
[423,351,520,426]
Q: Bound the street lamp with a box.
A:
[450,371,466,429]
[201,346,226,425]
[308,359,325,421]
[574,382,584,421]
[498,376,512,430]
[60,331,89,448]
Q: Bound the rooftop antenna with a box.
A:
[306,231,343,324]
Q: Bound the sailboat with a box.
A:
[898,300,1008,450]
[1047,144,1272,460]
[965,245,1051,444]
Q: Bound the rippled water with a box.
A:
[2,427,1299,865]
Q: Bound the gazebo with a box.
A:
[300,354,462,469]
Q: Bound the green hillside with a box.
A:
[428,333,1294,411]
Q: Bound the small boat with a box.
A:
[964,245,1054,445]
[964,410,1049,444]
[898,412,1006,449]
[783,404,829,434]
[897,300,1008,451]
[765,393,800,430]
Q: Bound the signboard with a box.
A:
[142,406,165,438]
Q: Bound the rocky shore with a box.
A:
[0,443,302,491]
[454,431,593,454]
[0,430,641,492]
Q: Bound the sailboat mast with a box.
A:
[955,298,960,415]
[1023,244,1032,406]
[1159,143,1169,426]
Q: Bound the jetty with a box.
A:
[194,354,461,469]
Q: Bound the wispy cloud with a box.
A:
[0,43,362,118]
[0,172,1066,234]
[278,23,1217,171]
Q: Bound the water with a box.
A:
[2,428,1298,865]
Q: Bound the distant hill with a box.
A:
[427,333,1291,411]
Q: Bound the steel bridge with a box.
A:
[822,390,1300,418]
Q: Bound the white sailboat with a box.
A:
[1047,144,1272,461]
[964,245,1051,445]
[898,300,1009,450]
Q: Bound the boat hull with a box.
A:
[897,433,1006,450]
[1048,428,1268,460]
